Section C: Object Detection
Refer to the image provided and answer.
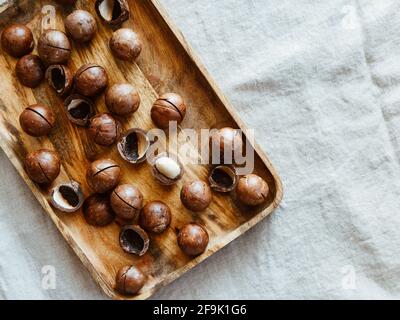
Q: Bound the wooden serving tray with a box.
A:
[0,0,282,299]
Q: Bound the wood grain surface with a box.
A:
[0,0,283,299]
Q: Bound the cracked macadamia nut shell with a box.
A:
[95,0,130,26]
[115,265,146,296]
[86,159,121,193]
[111,184,143,220]
[75,63,108,97]
[151,93,186,129]
[119,225,150,256]
[106,83,140,116]
[64,94,95,126]
[177,223,209,256]
[65,10,97,43]
[180,181,212,212]
[1,24,34,58]
[88,113,121,146]
[24,149,60,184]
[19,104,55,137]
[51,181,84,213]
[236,174,269,206]
[139,201,171,234]
[117,129,150,164]
[109,28,142,62]
[208,165,237,193]
[16,55,44,88]
[46,64,74,97]
[83,193,115,226]
[38,30,71,65]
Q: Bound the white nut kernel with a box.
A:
[155,156,181,179]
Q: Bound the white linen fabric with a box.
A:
[1,0,400,299]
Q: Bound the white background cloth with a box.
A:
[1,0,400,299]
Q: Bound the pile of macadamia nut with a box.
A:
[1,0,270,297]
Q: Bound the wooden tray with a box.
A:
[0,0,282,300]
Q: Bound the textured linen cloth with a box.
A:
[1,0,400,299]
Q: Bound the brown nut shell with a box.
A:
[177,223,209,256]
[151,153,184,185]
[88,113,121,146]
[208,165,237,193]
[139,201,171,234]
[24,149,60,184]
[210,127,244,165]
[117,129,149,164]
[151,93,186,129]
[95,0,130,26]
[46,64,74,96]
[106,83,140,116]
[65,10,97,43]
[119,225,149,256]
[111,184,143,220]
[50,181,84,213]
[19,104,55,137]
[64,94,95,126]
[115,265,146,296]
[16,55,44,88]
[109,28,142,62]
[38,30,71,65]
[83,193,115,226]
[75,63,108,97]
[86,159,121,193]
[1,24,34,58]
[180,180,212,212]
[236,174,269,206]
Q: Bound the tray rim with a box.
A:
[0,0,283,300]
